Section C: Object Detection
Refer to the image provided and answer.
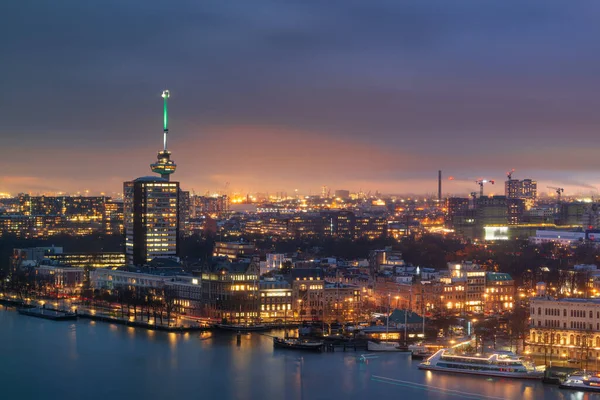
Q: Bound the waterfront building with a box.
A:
[91,268,201,315]
[323,282,361,322]
[259,277,292,322]
[36,265,84,291]
[123,176,180,266]
[291,269,325,320]
[197,257,260,322]
[529,297,600,362]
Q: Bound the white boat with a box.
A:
[419,349,544,379]
[560,371,600,392]
[367,340,410,352]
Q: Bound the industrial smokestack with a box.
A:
[438,170,442,203]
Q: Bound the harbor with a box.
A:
[0,308,571,400]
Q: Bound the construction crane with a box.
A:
[547,186,564,203]
[507,169,515,180]
[475,179,495,198]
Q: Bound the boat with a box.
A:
[367,340,410,352]
[419,349,544,379]
[409,344,433,360]
[411,351,433,360]
[273,337,324,352]
[213,323,270,332]
[560,370,600,392]
[17,307,77,321]
[367,293,411,353]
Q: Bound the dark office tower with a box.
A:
[179,189,190,236]
[123,177,180,266]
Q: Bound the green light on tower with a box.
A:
[162,90,170,150]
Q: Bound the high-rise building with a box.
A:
[124,177,180,266]
[505,178,537,208]
[179,190,190,236]
[334,190,350,200]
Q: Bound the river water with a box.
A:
[0,309,592,400]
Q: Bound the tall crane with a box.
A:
[475,179,495,198]
[547,187,564,203]
[507,169,515,180]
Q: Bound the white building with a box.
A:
[261,253,286,275]
[529,230,585,246]
[90,269,201,315]
[530,297,600,362]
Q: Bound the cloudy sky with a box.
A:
[2,0,600,197]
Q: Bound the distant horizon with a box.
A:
[3,1,600,198]
[2,180,598,201]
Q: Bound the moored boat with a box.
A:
[419,349,544,379]
[17,307,77,321]
[273,337,324,352]
[367,340,410,352]
[560,371,600,392]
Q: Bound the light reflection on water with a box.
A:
[0,309,592,400]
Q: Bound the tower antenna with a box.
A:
[151,89,177,180]
[162,90,170,151]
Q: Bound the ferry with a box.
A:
[419,349,544,379]
[560,371,600,392]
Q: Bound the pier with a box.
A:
[78,311,211,333]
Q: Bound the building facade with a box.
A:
[530,297,600,362]
[124,176,180,266]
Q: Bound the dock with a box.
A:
[77,312,210,333]
[17,307,77,321]
[0,298,35,308]
[543,366,579,384]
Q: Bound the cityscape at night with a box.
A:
[2,1,600,400]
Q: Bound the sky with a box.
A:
[2,0,600,197]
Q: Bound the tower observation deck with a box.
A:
[150,90,177,180]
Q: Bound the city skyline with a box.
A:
[3,1,600,196]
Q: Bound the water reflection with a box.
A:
[0,309,595,400]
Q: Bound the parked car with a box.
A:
[567,359,579,364]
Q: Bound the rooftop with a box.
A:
[486,272,513,281]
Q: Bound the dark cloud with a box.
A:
[1,0,599,195]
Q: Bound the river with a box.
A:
[0,309,592,400]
